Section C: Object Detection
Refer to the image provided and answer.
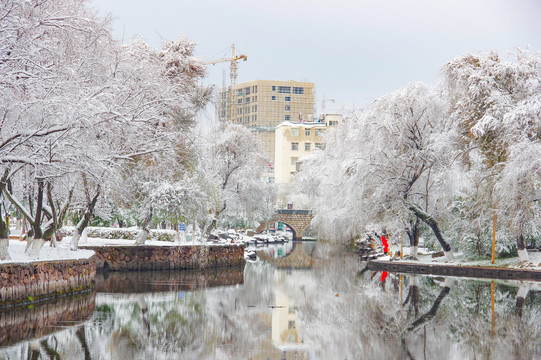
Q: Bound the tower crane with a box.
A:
[321,93,335,115]
[204,44,247,122]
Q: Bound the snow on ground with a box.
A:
[0,235,243,265]
[0,239,94,265]
[382,245,541,269]
[74,237,231,247]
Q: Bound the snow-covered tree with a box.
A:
[1,0,212,254]
[299,84,455,258]
[442,49,541,261]
[0,0,116,256]
[200,122,276,231]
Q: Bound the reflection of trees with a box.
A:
[403,276,419,317]
[5,251,541,359]
[401,280,452,359]
[75,326,91,360]
[405,283,451,333]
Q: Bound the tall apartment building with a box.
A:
[218,80,315,181]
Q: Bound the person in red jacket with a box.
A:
[381,235,389,254]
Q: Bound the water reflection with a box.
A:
[0,291,95,352]
[95,266,245,293]
[2,244,541,359]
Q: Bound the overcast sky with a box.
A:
[90,0,541,114]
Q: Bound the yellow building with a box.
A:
[274,122,325,185]
[274,114,343,185]
[218,80,315,181]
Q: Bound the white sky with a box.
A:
[89,0,541,114]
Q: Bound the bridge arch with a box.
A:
[258,210,314,240]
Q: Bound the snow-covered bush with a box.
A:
[62,226,177,242]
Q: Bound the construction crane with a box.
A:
[321,93,335,115]
[204,44,247,122]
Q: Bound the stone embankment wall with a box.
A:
[80,244,245,271]
[0,258,96,308]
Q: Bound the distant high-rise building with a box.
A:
[218,80,315,182]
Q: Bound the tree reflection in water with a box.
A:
[2,247,541,359]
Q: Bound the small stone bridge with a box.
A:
[257,209,314,240]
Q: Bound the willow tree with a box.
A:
[442,49,541,262]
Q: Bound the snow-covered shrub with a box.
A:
[61,227,177,242]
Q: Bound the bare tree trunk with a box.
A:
[71,194,99,250]
[70,218,86,251]
[135,206,153,245]
[0,202,10,260]
[71,180,100,250]
[517,232,530,262]
[406,218,420,258]
[0,238,9,260]
[407,201,454,260]
[28,238,46,258]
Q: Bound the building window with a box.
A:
[285,115,290,121]
[245,106,250,113]
[288,321,296,329]
[254,86,258,93]
[285,97,291,102]
[254,115,257,121]
[245,87,251,95]
[329,120,339,126]
[305,128,311,136]
[268,177,274,183]
[272,86,276,91]
[221,110,226,117]
[291,142,298,150]
[237,99,242,104]
[315,128,326,136]
[278,86,291,94]
[293,87,304,94]
[272,96,276,100]
[245,97,250,104]
[237,89,243,96]
[291,128,299,136]
[315,142,325,150]
[291,157,298,165]
[237,108,242,114]
[285,105,291,111]
[305,142,311,151]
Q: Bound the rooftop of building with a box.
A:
[275,120,328,129]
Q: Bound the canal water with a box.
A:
[1,241,541,359]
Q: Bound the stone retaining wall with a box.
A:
[80,244,245,271]
[367,260,541,281]
[0,257,96,308]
